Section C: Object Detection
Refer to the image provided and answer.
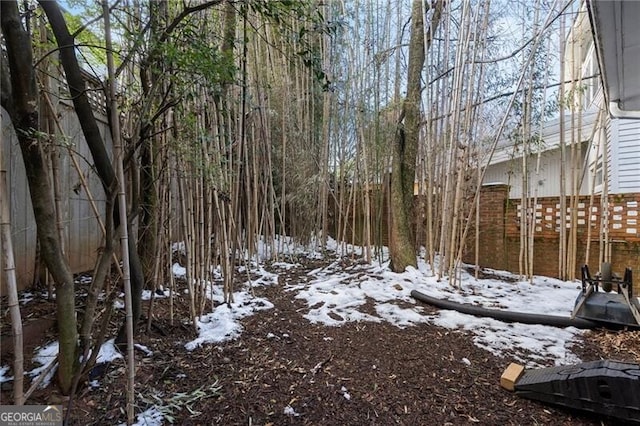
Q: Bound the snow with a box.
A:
[11,338,125,390]
[28,341,59,388]
[0,236,617,424]
[184,290,274,351]
[96,338,124,363]
[179,245,589,368]
[142,289,170,300]
[19,292,35,304]
[0,365,12,383]
[124,406,164,426]
[340,386,351,400]
[286,255,586,367]
[135,343,154,357]
[283,405,301,417]
[172,263,186,278]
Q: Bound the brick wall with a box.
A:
[329,185,640,293]
[474,184,509,267]
[466,185,640,293]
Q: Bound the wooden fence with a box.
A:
[1,71,112,293]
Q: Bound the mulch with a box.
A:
[2,256,639,425]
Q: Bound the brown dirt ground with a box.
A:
[2,256,640,425]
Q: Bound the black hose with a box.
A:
[411,289,599,329]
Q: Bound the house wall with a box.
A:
[609,118,640,194]
[482,142,590,198]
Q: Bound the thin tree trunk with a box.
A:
[103,1,135,422]
[1,0,77,394]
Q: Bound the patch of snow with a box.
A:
[171,241,186,254]
[272,261,300,270]
[28,341,59,388]
[77,276,93,284]
[375,303,430,328]
[13,237,595,397]
[283,405,300,417]
[184,291,274,351]
[340,386,351,400]
[124,406,164,426]
[96,339,124,363]
[19,292,35,304]
[0,365,13,383]
[134,344,154,357]
[141,289,170,300]
[286,254,587,367]
[245,265,279,287]
[172,263,186,278]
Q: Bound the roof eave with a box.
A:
[587,0,640,118]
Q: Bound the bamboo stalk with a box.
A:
[584,109,604,266]
[103,2,135,422]
[1,132,24,405]
[558,9,568,280]
[453,0,564,280]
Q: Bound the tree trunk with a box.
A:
[38,0,145,347]
[0,0,77,394]
[389,0,444,272]
[137,0,167,300]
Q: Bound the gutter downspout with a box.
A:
[609,101,640,119]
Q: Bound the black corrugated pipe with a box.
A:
[411,290,599,329]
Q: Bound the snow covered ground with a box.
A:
[177,239,586,371]
[1,238,593,426]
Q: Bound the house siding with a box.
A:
[482,143,590,198]
[616,119,640,193]
[607,118,640,194]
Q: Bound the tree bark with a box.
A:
[389,0,443,272]
[137,0,165,305]
[0,0,77,394]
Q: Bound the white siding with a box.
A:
[482,143,590,198]
[608,118,640,194]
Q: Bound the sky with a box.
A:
[0,237,596,425]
